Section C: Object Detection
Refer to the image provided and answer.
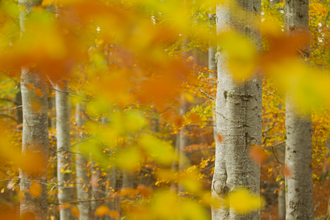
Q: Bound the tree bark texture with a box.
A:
[19,0,49,220]
[285,100,313,219]
[212,0,262,219]
[20,69,49,220]
[56,80,73,220]
[284,0,314,219]
[75,103,91,220]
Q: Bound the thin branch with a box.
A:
[272,146,283,165]
[71,135,94,147]
[0,114,17,122]
[263,141,285,150]
[0,105,22,112]
[199,89,215,101]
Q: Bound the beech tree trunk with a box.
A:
[20,70,49,220]
[75,103,91,220]
[18,1,49,220]
[284,0,314,219]
[212,0,262,219]
[56,80,73,220]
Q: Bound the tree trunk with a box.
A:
[18,0,49,220]
[20,69,49,220]
[56,80,73,220]
[75,103,91,220]
[270,0,280,7]
[212,1,262,219]
[284,0,314,219]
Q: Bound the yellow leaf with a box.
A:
[109,210,119,219]
[94,205,110,217]
[219,31,258,81]
[41,0,55,7]
[183,93,194,103]
[18,5,27,12]
[71,205,80,217]
[139,134,176,165]
[29,181,42,198]
[114,147,142,171]
[225,188,264,213]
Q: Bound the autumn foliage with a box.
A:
[0,0,329,219]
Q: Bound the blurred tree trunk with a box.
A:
[284,0,314,219]
[18,0,49,220]
[212,0,262,219]
[75,103,91,220]
[56,80,73,220]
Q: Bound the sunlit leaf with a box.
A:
[34,88,44,98]
[224,188,264,213]
[139,134,175,165]
[71,206,80,217]
[114,147,142,171]
[250,145,268,165]
[41,0,55,7]
[94,205,110,217]
[109,210,119,219]
[284,165,292,178]
[29,181,42,198]
[219,31,258,81]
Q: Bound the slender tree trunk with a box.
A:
[56,80,73,220]
[76,103,91,220]
[105,165,117,220]
[18,0,49,220]
[20,70,49,220]
[212,1,262,219]
[91,162,101,220]
[15,86,23,126]
[270,0,280,7]
[278,184,285,220]
[284,0,314,219]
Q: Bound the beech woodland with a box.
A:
[0,0,330,220]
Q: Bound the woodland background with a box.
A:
[0,0,329,219]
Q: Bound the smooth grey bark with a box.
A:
[105,165,117,220]
[278,185,285,220]
[20,69,49,220]
[48,95,56,129]
[15,86,23,125]
[91,162,101,220]
[270,0,280,6]
[19,1,49,220]
[284,0,314,219]
[56,80,73,220]
[212,1,262,219]
[122,171,134,189]
[75,103,91,220]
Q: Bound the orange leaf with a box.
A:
[109,210,120,219]
[173,115,184,128]
[188,113,202,124]
[25,84,34,91]
[284,165,292,178]
[58,203,71,211]
[29,181,42,198]
[249,145,268,165]
[216,134,223,143]
[71,205,80,217]
[41,0,55,7]
[94,205,110,216]
[34,88,44,98]
[161,109,176,122]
